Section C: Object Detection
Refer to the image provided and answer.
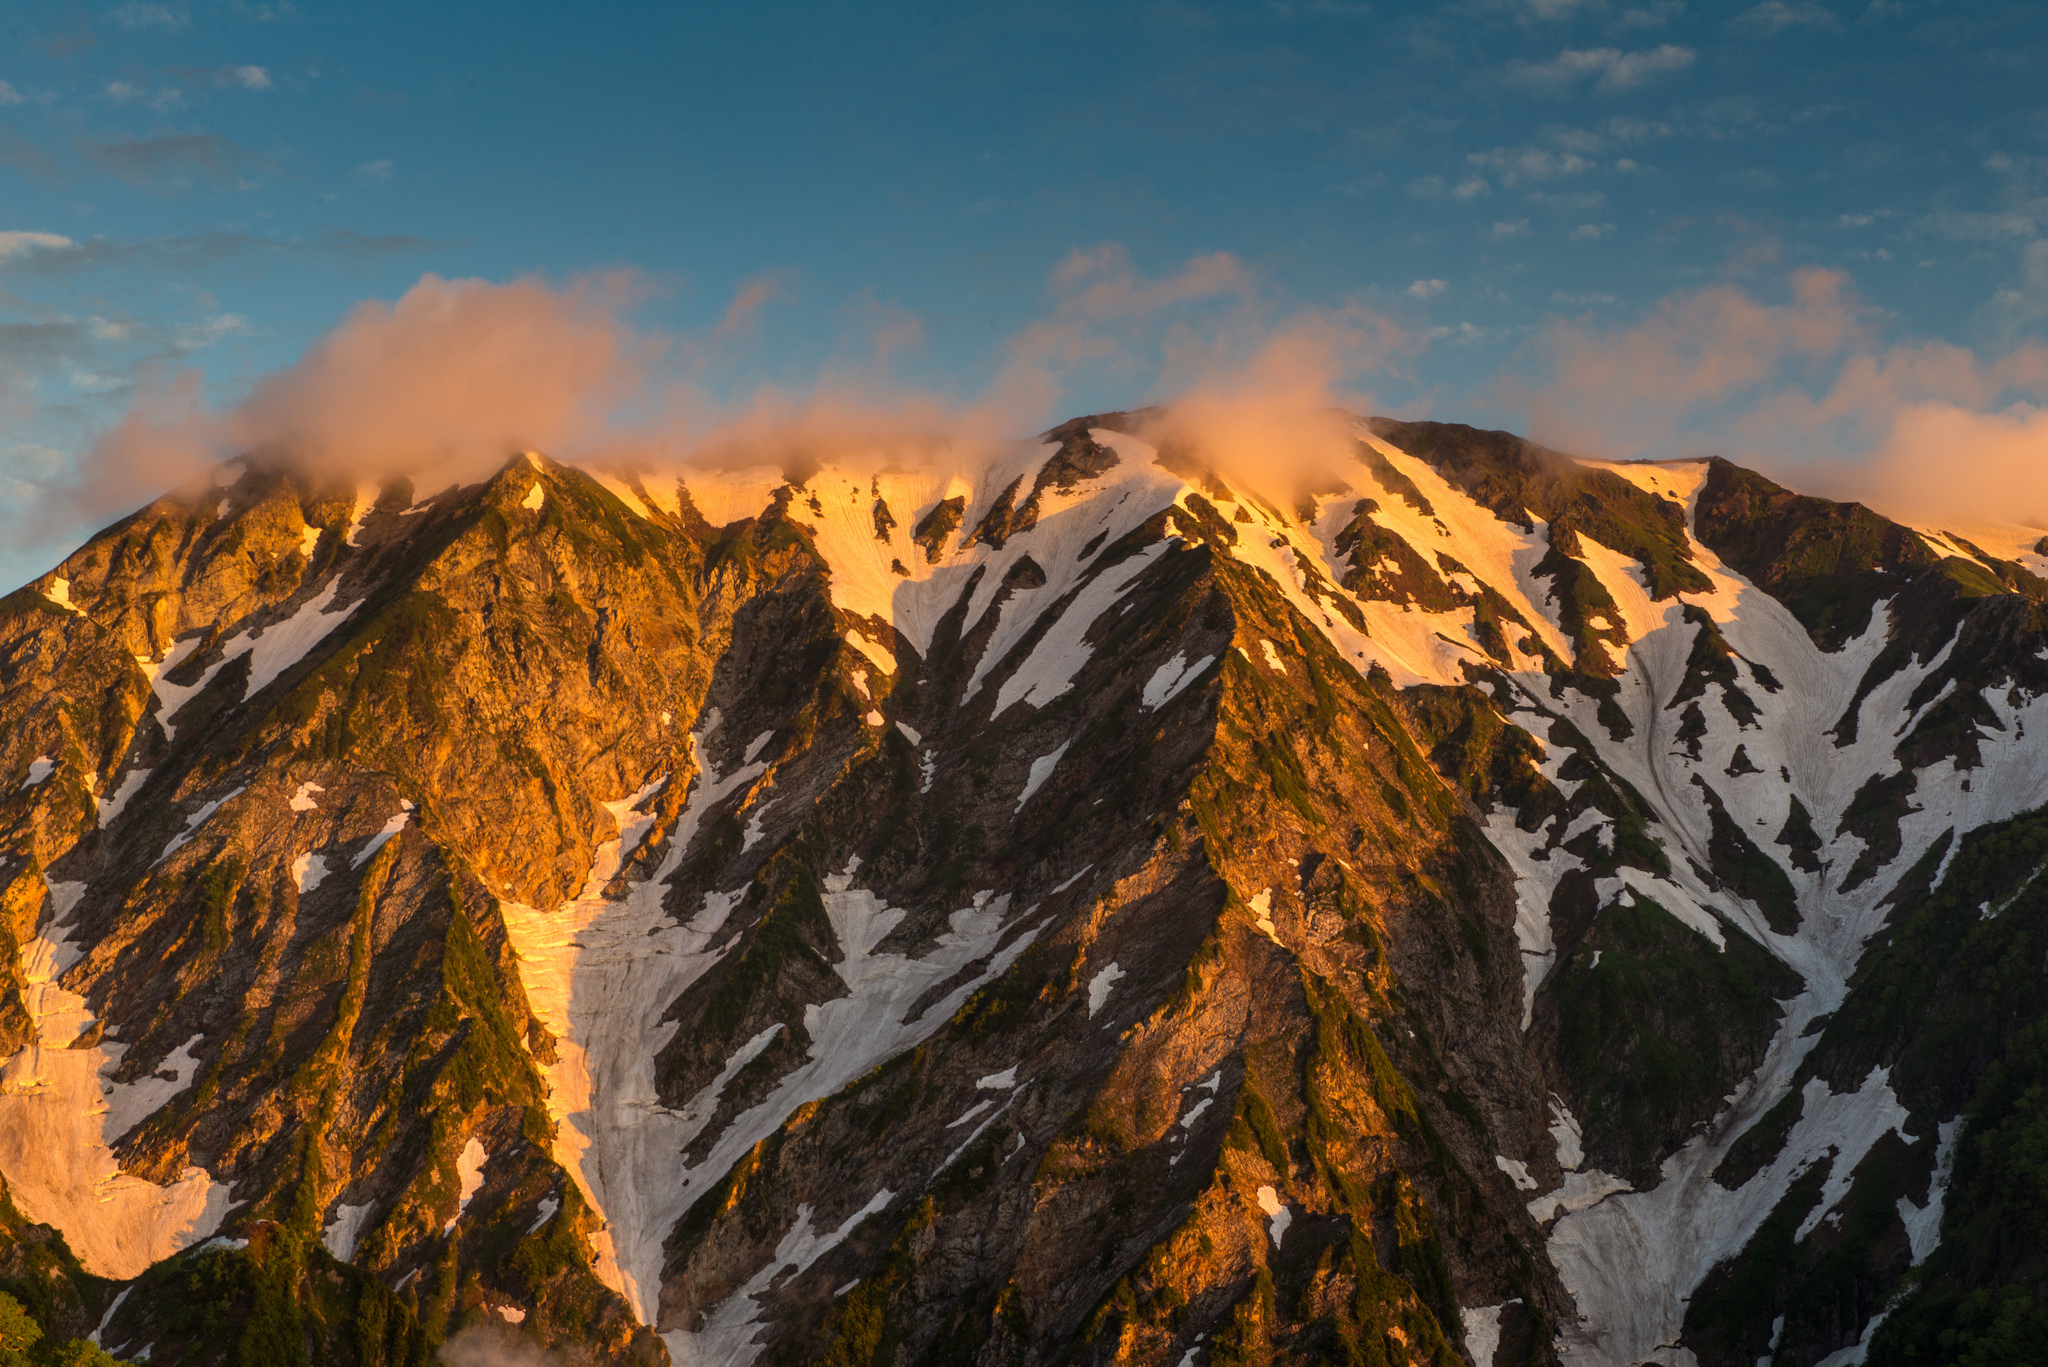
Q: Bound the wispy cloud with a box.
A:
[1407,174,1492,201]
[1506,44,1696,93]
[0,227,438,275]
[0,232,76,262]
[1491,218,1532,239]
[0,82,25,106]
[1916,209,2037,242]
[1726,1,1840,36]
[106,1,186,31]
[1612,1,1685,31]
[1407,278,1448,299]
[1569,222,1617,240]
[352,158,394,184]
[1468,145,1596,186]
[80,133,273,189]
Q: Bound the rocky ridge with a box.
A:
[1,415,2045,1366]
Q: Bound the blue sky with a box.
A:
[2,0,2044,587]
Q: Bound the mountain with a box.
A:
[2,411,2045,1367]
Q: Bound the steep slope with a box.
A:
[2,414,2045,1367]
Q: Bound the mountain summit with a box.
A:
[3,414,2045,1367]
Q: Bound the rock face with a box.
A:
[2,420,2046,1366]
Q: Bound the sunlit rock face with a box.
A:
[3,414,2046,1366]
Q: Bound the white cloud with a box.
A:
[1570,222,1617,240]
[1507,44,1695,93]
[1727,1,1840,35]
[0,82,24,106]
[1491,219,1533,239]
[232,65,273,90]
[1424,321,1509,345]
[1407,279,1448,299]
[0,232,74,262]
[1468,146,1595,186]
[1613,0,1685,30]
[1983,239,2048,339]
[1918,209,2038,242]
[107,1,186,30]
[173,314,252,350]
[353,158,394,183]
[1408,175,1493,201]
[1530,190,1608,211]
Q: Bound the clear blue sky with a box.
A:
[2,0,2043,587]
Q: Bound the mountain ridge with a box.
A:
[2,413,2045,1367]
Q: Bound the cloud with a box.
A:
[1916,209,2038,242]
[1407,174,1491,201]
[1569,222,1616,240]
[1407,278,1448,299]
[713,276,785,338]
[1983,239,2048,340]
[13,248,1415,580]
[0,233,75,262]
[0,131,62,181]
[0,82,25,106]
[0,228,437,277]
[232,65,272,89]
[107,1,186,31]
[172,313,252,349]
[82,133,274,189]
[1726,1,1840,36]
[1467,146,1595,186]
[353,159,394,184]
[68,273,654,515]
[1501,266,2048,527]
[1612,1,1685,30]
[1505,45,1695,94]
[1491,218,1533,239]
[437,1327,562,1367]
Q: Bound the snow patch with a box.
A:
[663,1189,893,1366]
[156,786,247,866]
[42,578,82,615]
[1086,961,1125,1018]
[1141,651,1216,711]
[1550,1098,1585,1171]
[1016,742,1068,811]
[1496,1156,1538,1191]
[96,769,150,827]
[1463,1301,1519,1367]
[443,1137,487,1234]
[1255,1186,1291,1248]
[321,1203,372,1261]
[288,782,323,812]
[1897,1117,1961,1265]
[21,757,54,788]
[992,541,1172,717]
[292,853,329,895]
[0,880,232,1277]
[351,808,411,868]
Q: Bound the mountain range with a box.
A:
[2,410,2045,1367]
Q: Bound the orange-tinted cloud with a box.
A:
[1505,268,2048,529]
